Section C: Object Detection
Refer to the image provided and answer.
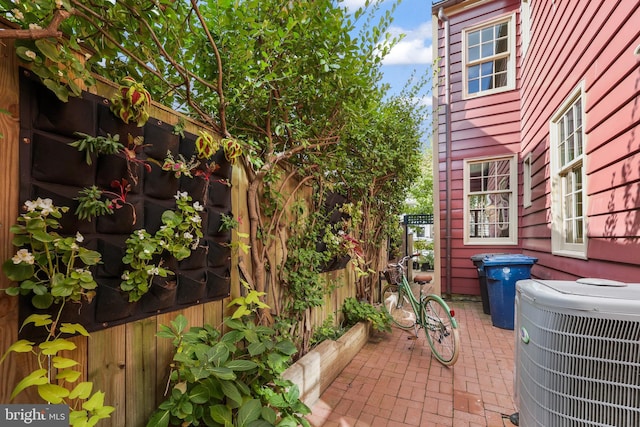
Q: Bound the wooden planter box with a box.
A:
[282,321,371,407]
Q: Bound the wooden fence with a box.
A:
[0,35,356,426]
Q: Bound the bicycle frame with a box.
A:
[392,256,458,332]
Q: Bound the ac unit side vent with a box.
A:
[517,300,640,426]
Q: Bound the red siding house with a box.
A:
[431,0,640,296]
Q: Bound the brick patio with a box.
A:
[306,301,518,427]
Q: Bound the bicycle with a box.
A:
[381,253,460,366]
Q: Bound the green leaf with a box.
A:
[247,342,265,357]
[31,229,56,242]
[11,369,49,400]
[224,359,258,371]
[21,314,53,328]
[210,367,235,381]
[69,382,93,400]
[275,340,298,356]
[60,323,91,337]
[40,338,77,355]
[220,380,243,406]
[188,384,209,404]
[209,404,232,425]
[6,339,35,354]
[38,383,70,404]
[2,259,34,281]
[146,409,171,427]
[78,249,101,266]
[53,356,79,369]
[56,369,82,382]
[171,314,188,334]
[32,293,54,309]
[35,39,62,62]
[238,399,261,427]
[82,391,106,411]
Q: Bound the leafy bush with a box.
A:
[310,315,346,347]
[342,297,392,333]
[147,290,311,427]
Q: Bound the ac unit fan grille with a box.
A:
[517,302,640,427]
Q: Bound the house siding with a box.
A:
[521,0,640,281]
[435,0,522,295]
[434,0,640,294]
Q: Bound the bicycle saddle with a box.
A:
[414,273,433,284]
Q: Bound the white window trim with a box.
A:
[463,154,519,245]
[462,13,517,99]
[520,0,531,58]
[550,82,588,259]
[523,152,532,208]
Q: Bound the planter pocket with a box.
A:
[32,83,95,137]
[96,198,143,234]
[95,279,137,324]
[32,132,96,187]
[31,184,96,235]
[177,270,207,305]
[96,154,143,195]
[144,161,179,199]
[178,243,208,270]
[207,209,233,239]
[142,276,178,313]
[97,103,144,140]
[206,267,230,299]
[207,240,231,269]
[208,179,232,210]
[143,120,180,161]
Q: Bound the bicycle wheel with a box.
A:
[381,284,416,329]
[421,295,460,366]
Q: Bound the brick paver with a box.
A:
[307,301,517,426]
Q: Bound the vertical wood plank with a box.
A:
[90,324,126,427]
[0,33,41,404]
[203,300,224,329]
[125,317,157,426]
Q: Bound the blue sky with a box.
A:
[342,0,434,99]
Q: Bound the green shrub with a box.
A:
[342,297,392,333]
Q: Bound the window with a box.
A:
[464,155,518,245]
[550,84,587,258]
[463,15,516,98]
[523,153,532,208]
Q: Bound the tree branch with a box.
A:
[0,9,70,39]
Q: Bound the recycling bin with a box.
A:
[470,253,507,315]
[483,254,538,329]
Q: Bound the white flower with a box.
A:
[75,232,84,243]
[12,9,24,20]
[191,238,200,250]
[158,240,166,247]
[136,230,145,239]
[57,70,63,77]
[38,198,54,216]
[75,268,87,274]
[143,249,151,254]
[28,23,42,30]
[121,272,130,280]
[147,267,160,275]
[174,191,188,201]
[192,202,204,212]
[12,249,34,265]
[191,215,201,224]
[183,232,193,240]
[24,200,38,212]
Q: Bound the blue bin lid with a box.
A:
[481,254,538,266]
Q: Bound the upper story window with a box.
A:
[550,83,587,258]
[463,15,516,98]
[464,155,518,245]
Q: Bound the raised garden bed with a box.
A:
[282,321,371,407]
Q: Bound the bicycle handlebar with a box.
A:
[389,253,421,269]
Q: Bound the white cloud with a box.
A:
[339,0,368,12]
[383,21,433,65]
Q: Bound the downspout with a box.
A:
[437,7,452,296]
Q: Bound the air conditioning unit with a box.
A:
[515,279,640,427]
